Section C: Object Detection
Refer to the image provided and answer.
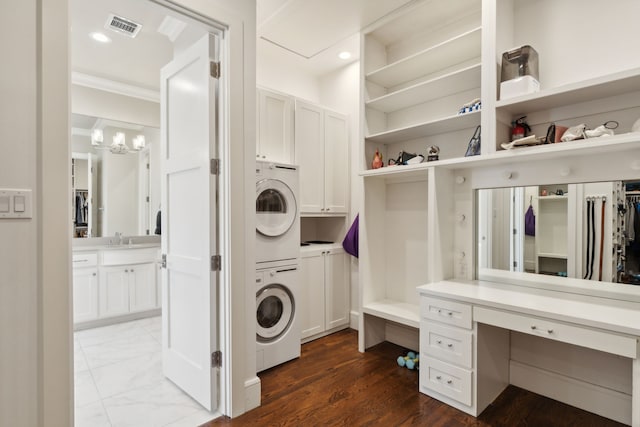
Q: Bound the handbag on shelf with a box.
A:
[465,125,481,157]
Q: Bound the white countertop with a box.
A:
[418,280,640,337]
[73,243,161,251]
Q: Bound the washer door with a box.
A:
[256,284,294,342]
[256,179,296,237]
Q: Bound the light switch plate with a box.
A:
[0,189,32,219]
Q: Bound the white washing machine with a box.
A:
[256,161,300,264]
[256,262,301,372]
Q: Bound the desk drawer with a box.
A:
[421,357,472,406]
[72,252,98,267]
[421,321,473,369]
[421,296,472,329]
[474,306,638,358]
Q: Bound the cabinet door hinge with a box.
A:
[211,255,221,271]
[161,254,167,269]
[211,350,222,368]
[210,159,220,175]
[210,61,221,79]
[513,261,518,268]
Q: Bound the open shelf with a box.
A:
[538,195,568,201]
[366,63,481,113]
[360,162,431,180]
[366,110,480,144]
[496,66,640,115]
[537,252,568,259]
[365,27,481,88]
[362,299,420,328]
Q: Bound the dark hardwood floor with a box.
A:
[203,329,624,426]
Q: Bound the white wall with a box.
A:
[257,40,320,102]
[0,1,43,425]
[318,60,361,328]
[72,84,160,128]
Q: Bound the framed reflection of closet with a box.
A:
[71,154,93,238]
[622,181,640,284]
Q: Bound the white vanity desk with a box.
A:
[417,279,640,426]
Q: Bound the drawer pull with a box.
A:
[436,375,442,380]
[531,325,537,330]
[436,340,442,344]
[74,259,89,263]
[92,273,96,277]
[547,329,554,334]
[447,380,453,384]
[448,312,453,316]
[447,343,453,348]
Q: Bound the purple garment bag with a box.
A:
[342,214,359,258]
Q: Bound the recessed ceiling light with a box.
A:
[338,51,352,60]
[90,32,111,43]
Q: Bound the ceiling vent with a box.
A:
[105,14,142,38]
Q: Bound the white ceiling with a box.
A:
[71,0,416,93]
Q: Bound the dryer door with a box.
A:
[256,284,294,342]
[256,178,297,237]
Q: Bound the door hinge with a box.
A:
[146,163,150,170]
[211,350,222,368]
[513,261,518,268]
[210,159,220,175]
[161,254,167,269]
[513,228,517,235]
[146,196,150,202]
[211,255,221,271]
[210,61,221,79]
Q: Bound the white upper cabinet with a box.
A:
[295,99,349,215]
[257,88,294,164]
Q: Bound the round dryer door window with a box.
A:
[256,284,294,342]
[256,179,297,237]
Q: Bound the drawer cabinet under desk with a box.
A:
[419,295,509,415]
[418,280,640,426]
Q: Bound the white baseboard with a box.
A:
[510,360,631,425]
[244,376,261,412]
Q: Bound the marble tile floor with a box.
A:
[74,316,216,427]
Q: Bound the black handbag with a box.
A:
[465,125,481,157]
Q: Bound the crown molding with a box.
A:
[71,72,160,103]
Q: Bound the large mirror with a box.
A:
[478,181,640,285]
[71,113,161,238]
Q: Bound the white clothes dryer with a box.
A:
[256,161,300,264]
[256,262,301,372]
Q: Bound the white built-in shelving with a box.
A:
[365,28,481,89]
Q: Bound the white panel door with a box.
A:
[323,111,349,214]
[295,100,324,214]
[161,33,219,411]
[299,253,325,339]
[325,251,349,330]
[258,88,293,163]
[128,262,157,313]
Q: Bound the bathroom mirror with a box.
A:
[477,181,640,285]
[71,113,161,238]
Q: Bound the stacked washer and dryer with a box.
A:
[255,161,301,372]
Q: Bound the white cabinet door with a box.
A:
[99,266,129,318]
[325,251,350,330]
[129,263,157,313]
[323,111,349,214]
[299,253,325,339]
[258,88,294,163]
[295,100,325,214]
[73,267,98,323]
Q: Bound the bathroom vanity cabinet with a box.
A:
[72,245,160,328]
